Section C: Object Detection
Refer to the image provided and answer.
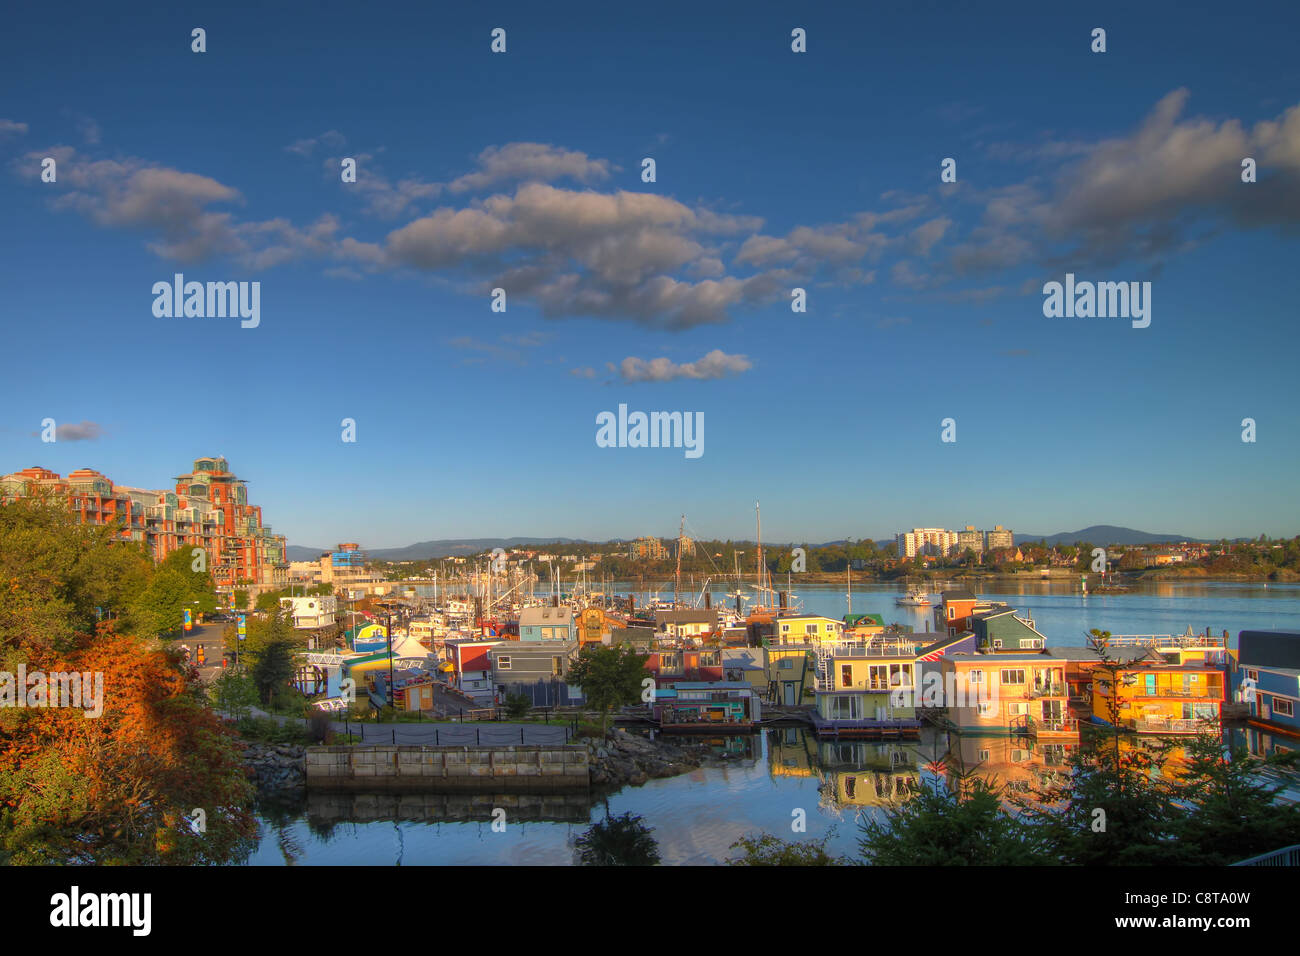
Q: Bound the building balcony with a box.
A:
[1107,634,1226,649]
[810,642,918,658]
[1132,687,1224,700]
[1132,717,1218,735]
[1024,684,1067,698]
[1033,716,1079,735]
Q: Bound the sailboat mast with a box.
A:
[675,514,684,608]
[755,501,767,610]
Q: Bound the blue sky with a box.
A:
[2,1,1299,548]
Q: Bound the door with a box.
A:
[784,682,796,706]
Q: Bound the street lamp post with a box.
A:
[385,611,395,712]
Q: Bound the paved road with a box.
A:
[178,621,230,682]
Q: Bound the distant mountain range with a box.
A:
[285,538,592,562]
[1010,525,1211,547]
[286,525,1239,563]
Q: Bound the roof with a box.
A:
[1238,630,1300,669]
[1251,665,1300,679]
[488,640,579,656]
[519,606,574,627]
[654,610,718,624]
[947,651,1053,661]
[844,613,885,626]
[672,681,753,690]
[972,606,1019,620]
[941,589,978,602]
[1049,646,1159,664]
[445,636,504,647]
[916,633,977,657]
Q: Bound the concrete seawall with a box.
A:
[305,744,590,792]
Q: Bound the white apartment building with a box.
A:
[896,528,959,559]
[898,525,1015,558]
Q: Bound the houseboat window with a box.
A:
[992,639,1003,649]
[844,775,856,799]
[1275,698,1295,717]
[779,658,793,670]
[1246,669,1259,681]
[841,665,853,687]
[831,696,860,719]
[978,749,990,761]
[968,670,985,685]
[977,701,996,717]
[1000,669,1026,685]
[1009,702,1028,716]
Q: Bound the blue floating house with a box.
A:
[1236,630,1300,737]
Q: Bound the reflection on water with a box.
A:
[782,582,1300,646]
[245,723,1300,865]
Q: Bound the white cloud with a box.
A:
[618,349,752,382]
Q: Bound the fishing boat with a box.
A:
[895,586,931,607]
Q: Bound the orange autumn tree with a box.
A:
[0,496,257,864]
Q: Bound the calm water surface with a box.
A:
[249,582,1300,864]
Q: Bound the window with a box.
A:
[978,749,990,762]
[992,639,1003,649]
[841,664,854,688]
[779,658,793,671]
[1246,669,1259,681]
[1000,669,1026,686]
[1275,698,1295,718]
[977,701,996,717]
[830,696,861,720]
[968,669,985,685]
[1008,702,1029,716]
[805,623,818,634]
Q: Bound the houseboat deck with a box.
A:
[809,713,922,739]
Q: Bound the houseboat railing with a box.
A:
[1106,634,1226,648]
[1035,717,1079,733]
[1131,717,1214,733]
[1231,844,1300,866]
[794,640,918,656]
[1131,687,1225,699]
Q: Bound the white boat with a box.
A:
[895,587,931,607]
